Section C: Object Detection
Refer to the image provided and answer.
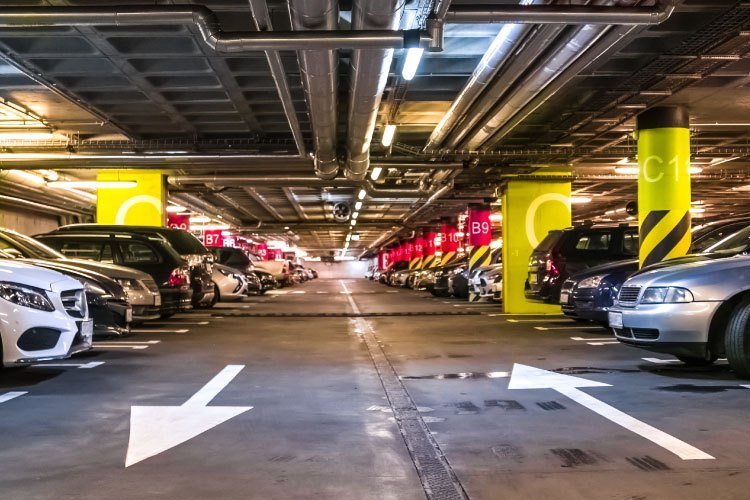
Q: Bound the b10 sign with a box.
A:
[468,207,492,247]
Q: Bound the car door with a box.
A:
[112,240,167,284]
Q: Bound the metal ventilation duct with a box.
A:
[345,0,406,180]
[289,0,340,179]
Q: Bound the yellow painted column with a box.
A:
[502,174,571,313]
[96,169,166,226]
[636,106,691,267]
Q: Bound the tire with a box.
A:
[676,355,717,366]
[725,297,750,377]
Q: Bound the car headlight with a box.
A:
[640,286,694,304]
[578,275,605,289]
[115,278,137,290]
[0,281,55,312]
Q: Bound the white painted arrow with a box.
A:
[125,365,252,467]
[508,363,714,460]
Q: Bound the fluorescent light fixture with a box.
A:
[455,231,465,238]
[570,196,592,204]
[191,224,230,231]
[370,166,383,180]
[0,131,54,141]
[190,215,211,223]
[614,166,639,175]
[489,213,503,222]
[345,234,351,241]
[221,230,232,236]
[689,166,703,174]
[37,169,59,181]
[689,207,706,214]
[381,124,396,147]
[350,219,357,226]
[354,201,363,211]
[351,233,360,241]
[357,189,367,200]
[48,180,137,189]
[352,212,359,220]
[402,48,423,81]
[166,204,186,213]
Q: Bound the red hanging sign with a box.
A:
[167,213,190,231]
[203,230,223,247]
[468,206,492,247]
[412,236,424,260]
[402,241,413,262]
[256,243,268,261]
[424,231,436,257]
[440,223,458,253]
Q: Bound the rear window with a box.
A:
[119,242,161,265]
[161,230,208,255]
[535,230,563,253]
[56,240,111,262]
[622,229,639,256]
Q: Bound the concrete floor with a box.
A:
[1,278,749,499]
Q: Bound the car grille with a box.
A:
[141,278,159,293]
[615,327,659,340]
[618,286,641,303]
[560,279,575,293]
[60,289,86,318]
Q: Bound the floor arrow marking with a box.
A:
[125,364,252,467]
[508,363,714,460]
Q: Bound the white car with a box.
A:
[470,264,502,300]
[211,263,248,304]
[0,261,92,366]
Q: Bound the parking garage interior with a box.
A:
[3,1,750,499]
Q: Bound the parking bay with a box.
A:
[0,279,749,499]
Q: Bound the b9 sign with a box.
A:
[468,208,492,247]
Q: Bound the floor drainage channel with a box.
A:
[341,281,468,500]
[211,311,481,318]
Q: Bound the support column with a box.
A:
[636,106,691,268]
[502,174,571,313]
[468,204,492,302]
[96,169,166,226]
[439,218,458,266]
[409,232,424,270]
[422,229,437,269]
[402,240,414,268]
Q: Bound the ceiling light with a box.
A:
[614,166,639,175]
[370,166,383,180]
[616,157,633,165]
[401,48,424,81]
[381,124,396,147]
[570,196,592,204]
[166,204,186,213]
[689,166,703,174]
[354,201,363,211]
[346,234,351,241]
[37,169,59,181]
[489,213,503,222]
[190,215,211,223]
[690,207,706,214]
[48,180,137,189]
[283,226,290,230]
[352,212,359,220]
[0,131,55,141]
[357,189,367,200]
[350,219,357,226]
[191,224,230,231]
[351,233,360,241]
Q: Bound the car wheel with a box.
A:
[676,355,717,366]
[725,297,750,377]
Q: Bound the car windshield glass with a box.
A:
[705,226,750,254]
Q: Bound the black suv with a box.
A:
[36,231,193,317]
[48,225,214,308]
[526,224,638,303]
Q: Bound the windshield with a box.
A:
[163,230,208,255]
[0,231,64,259]
[705,226,750,255]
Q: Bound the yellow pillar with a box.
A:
[502,173,571,313]
[96,169,166,226]
[636,106,691,267]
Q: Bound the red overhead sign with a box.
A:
[440,223,458,253]
[412,236,424,260]
[167,213,190,231]
[203,230,223,247]
[424,231,436,256]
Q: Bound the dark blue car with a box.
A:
[561,217,750,324]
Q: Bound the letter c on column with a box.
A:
[525,193,571,248]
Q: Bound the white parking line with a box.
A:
[0,391,27,404]
[292,291,306,294]
[316,291,329,294]
[102,340,161,345]
[587,341,621,346]
[97,345,149,350]
[571,337,615,341]
[508,318,569,323]
[130,329,189,334]
[155,321,209,325]
[32,361,105,369]
[535,326,603,331]
[642,357,680,364]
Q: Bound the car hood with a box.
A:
[21,259,126,298]
[623,254,750,294]
[569,258,639,281]
[629,252,729,277]
[62,258,152,281]
[0,260,81,292]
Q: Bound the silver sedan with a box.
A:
[211,263,248,304]
[609,254,750,376]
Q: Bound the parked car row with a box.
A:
[528,218,750,377]
[0,226,296,368]
[372,249,502,302]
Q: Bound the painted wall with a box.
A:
[0,206,59,234]
[307,260,371,279]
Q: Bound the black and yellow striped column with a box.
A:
[636,106,691,268]
[409,233,424,270]
[468,205,492,301]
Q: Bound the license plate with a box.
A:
[126,308,133,323]
[559,292,569,304]
[528,273,538,285]
[154,294,161,306]
[81,320,93,341]
[608,311,623,329]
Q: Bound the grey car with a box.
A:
[609,254,750,376]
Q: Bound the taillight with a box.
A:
[167,267,191,288]
[545,257,559,278]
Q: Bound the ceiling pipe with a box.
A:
[0,6,424,51]
[0,170,95,206]
[402,183,453,225]
[282,187,309,221]
[171,193,243,226]
[0,194,90,217]
[445,4,676,25]
[242,187,285,221]
[248,0,307,158]
[288,0,339,179]
[345,0,406,181]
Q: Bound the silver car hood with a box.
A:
[622,254,750,301]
